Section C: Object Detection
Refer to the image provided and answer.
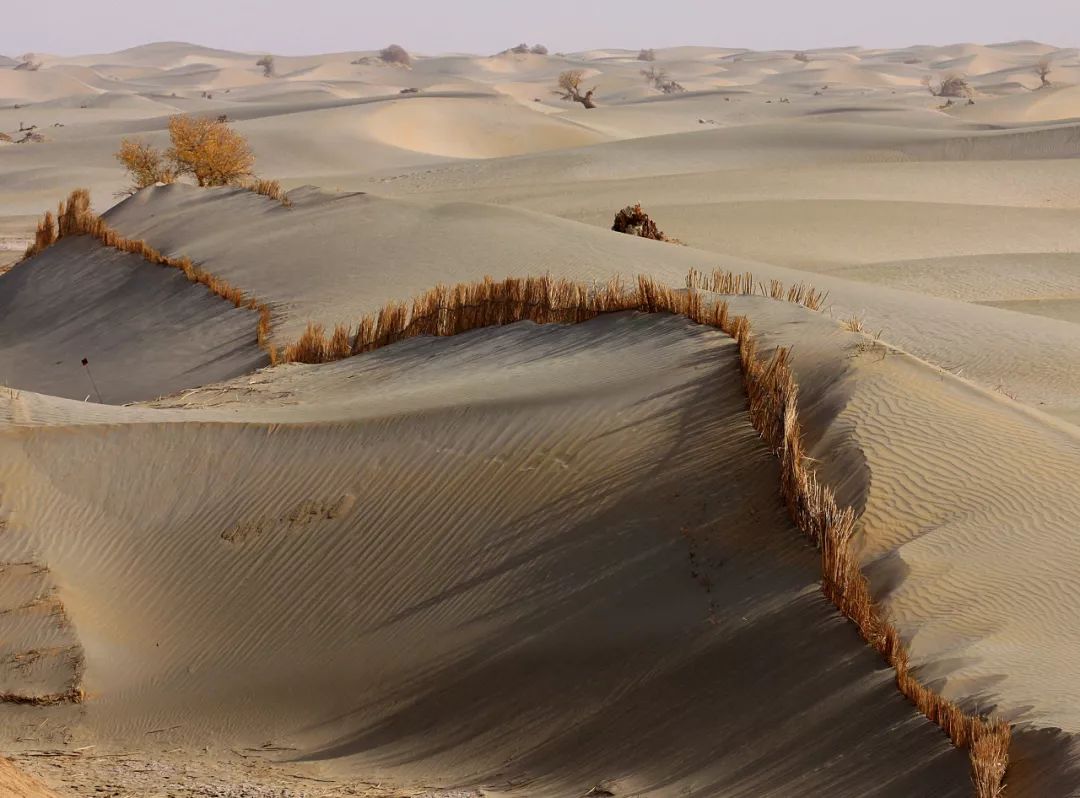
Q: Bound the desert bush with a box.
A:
[641,66,685,94]
[256,55,275,78]
[556,70,597,108]
[166,115,255,187]
[114,138,177,195]
[379,44,411,66]
[14,57,41,71]
[508,43,530,54]
[612,203,680,242]
[530,44,548,55]
[638,48,656,61]
[1036,58,1052,88]
[924,74,973,98]
[793,51,810,62]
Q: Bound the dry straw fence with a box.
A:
[20,190,1010,796]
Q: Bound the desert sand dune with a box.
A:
[0,235,263,402]
[94,184,1080,424]
[0,314,971,796]
[3,37,1080,796]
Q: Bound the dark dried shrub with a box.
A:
[612,203,669,241]
[379,44,411,66]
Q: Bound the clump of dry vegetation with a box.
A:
[638,48,656,62]
[556,70,597,108]
[793,51,810,62]
[379,44,412,66]
[503,43,549,55]
[114,116,288,205]
[166,115,254,187]
[923,74,973,98]
[242,178,291,206]
[842,314,865,332]
[256,55,275,78]
[23,211,57,259]
[1035,58,1052,89]
[641,66,685,94]
[114,138,178,194]
[612,203,682,243]
[14,56,41,71]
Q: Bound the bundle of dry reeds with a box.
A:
[242,178,292,207]
[22,211,57,259]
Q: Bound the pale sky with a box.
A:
[4,0,1079,57]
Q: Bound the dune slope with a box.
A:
[0,314,969,796]
[0,236,263,402]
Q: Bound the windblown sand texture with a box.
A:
[2,38,1080,797]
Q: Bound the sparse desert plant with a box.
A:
[242,178,291,207]
[924,73,973,98]
[508,43,530,54]
[166,115,255,187]
[842,314,865,332]
[1036,58,1052,88]
[793,51,810,62]
[14,56,41,71]
[612,203,681,242]
[530,44,548,55]
[556,70,597,108]
[638,48,656,62]
[379,44,411,66]
[114,138,178,195]
[256,55,275,78]
[641,66,685,94]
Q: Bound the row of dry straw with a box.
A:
[19,191,1010,795]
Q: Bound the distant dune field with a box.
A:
[2,39,1080,797]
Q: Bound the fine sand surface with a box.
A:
[0,316,970,797]
[3,38,1080,795]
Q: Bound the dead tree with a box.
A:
[1036,58,1052,88]
[557,70,597,109]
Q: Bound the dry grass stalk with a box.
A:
[276,271,1010,796]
